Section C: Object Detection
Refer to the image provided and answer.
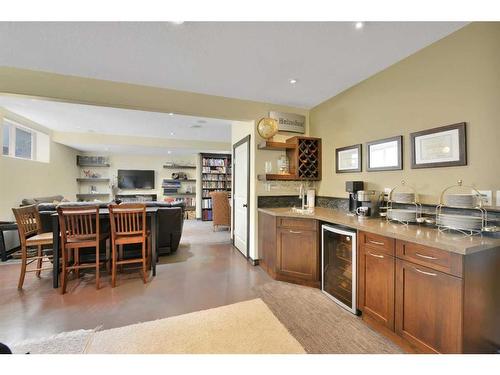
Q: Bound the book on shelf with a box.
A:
[202,209,213,221]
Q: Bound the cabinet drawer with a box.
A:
[396,240,463,277]
[278,217,317,231]
[359,231,395,256]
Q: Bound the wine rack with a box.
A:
[257,136,321,181]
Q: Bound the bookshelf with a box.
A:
[76,155,111,202]
[200,153,232,221]
[162,167,197,212]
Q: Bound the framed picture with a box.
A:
[367,135,403,171]
[336,144,362,173]
[410,123,466,169]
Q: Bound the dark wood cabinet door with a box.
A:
[359,246,395,330]
[395,259,463,353]
[276,228,318,282]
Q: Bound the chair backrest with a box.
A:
[12,205,42,245]
[108,203,147,239]
[209,192,230,226]
[57,205,100,244]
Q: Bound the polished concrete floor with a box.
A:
[0,221,272,344]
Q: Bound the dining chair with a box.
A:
[57,205,109,294]
[108,203,151,287]
[12,205,54,290]
[209,191,231,231]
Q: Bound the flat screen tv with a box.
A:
[117,169,155,189]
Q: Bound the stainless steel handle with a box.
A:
[289,230,302,234]
[367,252,384,259]
[414,267,437,277]
[368,240,384,246]
[243,204,248,207]
[415,252,438,260]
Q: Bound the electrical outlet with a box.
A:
[477,190,492,206]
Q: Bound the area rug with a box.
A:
[180,220,231,245]
[10,329,95,354]
[10,299,305,354]
[255,282,403,354]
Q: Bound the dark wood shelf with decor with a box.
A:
[76,193,110,199]
[76,178,110,183]
[200,153,232,221]
[257,140,296,151]
[163,164,196,169]
[257,136,322,181]
[162,179,196,182]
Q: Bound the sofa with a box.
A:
[34,200,185,255]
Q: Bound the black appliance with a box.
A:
[345,181,364,214]
[117,170,155,189]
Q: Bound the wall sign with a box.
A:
[269,111,305,134]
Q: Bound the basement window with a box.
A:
[1,119,50,163]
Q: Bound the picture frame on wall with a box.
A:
[335,144,362,173]
[366,135,403,171]
[410,122,467,169]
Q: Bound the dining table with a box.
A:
[51,206,159,288]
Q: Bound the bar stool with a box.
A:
[108,203,151,287]
[57,205,109,294]
[12,205,54,290]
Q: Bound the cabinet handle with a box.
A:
[367,252,384,259]
[415,252,438,260]
[414,267,437,277]
[368,240,384,246]
[289,230,302,234]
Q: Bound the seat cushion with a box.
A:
[26,232,53,246]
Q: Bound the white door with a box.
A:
[233,138,249,256]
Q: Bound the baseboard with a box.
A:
[248,258,259,266]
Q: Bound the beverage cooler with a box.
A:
[321,224,357,314]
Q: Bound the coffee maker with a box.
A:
[346,181,364,215]
[356,190,382,218]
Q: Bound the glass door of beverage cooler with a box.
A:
[321,225,357,314]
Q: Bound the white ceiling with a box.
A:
[0,22,466,108]
[63,143,229,156]
[0,95,232,142]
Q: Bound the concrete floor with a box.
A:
[0,221,271,344]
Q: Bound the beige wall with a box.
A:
[310,22,500,205]
[0,110,79,221]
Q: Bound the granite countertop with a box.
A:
[258,207,500,255]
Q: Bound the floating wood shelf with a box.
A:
[163,179,196,182]
[76,178,110,183]
[77,163,110,168]
[257,173,297,181]
[162,193,196,196]
[257,140,296,151]
[163,165,196,169]
[76,193,110,198]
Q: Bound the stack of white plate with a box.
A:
[445,194,477,208]
[436,213,483,231]
[387,208,418,223]
[392,192,415,203]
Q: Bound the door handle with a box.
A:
[414,267,437,277]
[367,252,384,259]
[415,252,438,260]
[243,204,248,207]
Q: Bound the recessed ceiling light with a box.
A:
[289,79,298,84]
[167,150,172,154]
[355,22,364,30]
[170,132,175,136]
[168,112,174,116]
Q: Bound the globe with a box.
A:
[257,117,278,140]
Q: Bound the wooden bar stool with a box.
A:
[108,203,151,287]
[12,205,54,290]
[57,206,109,294]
